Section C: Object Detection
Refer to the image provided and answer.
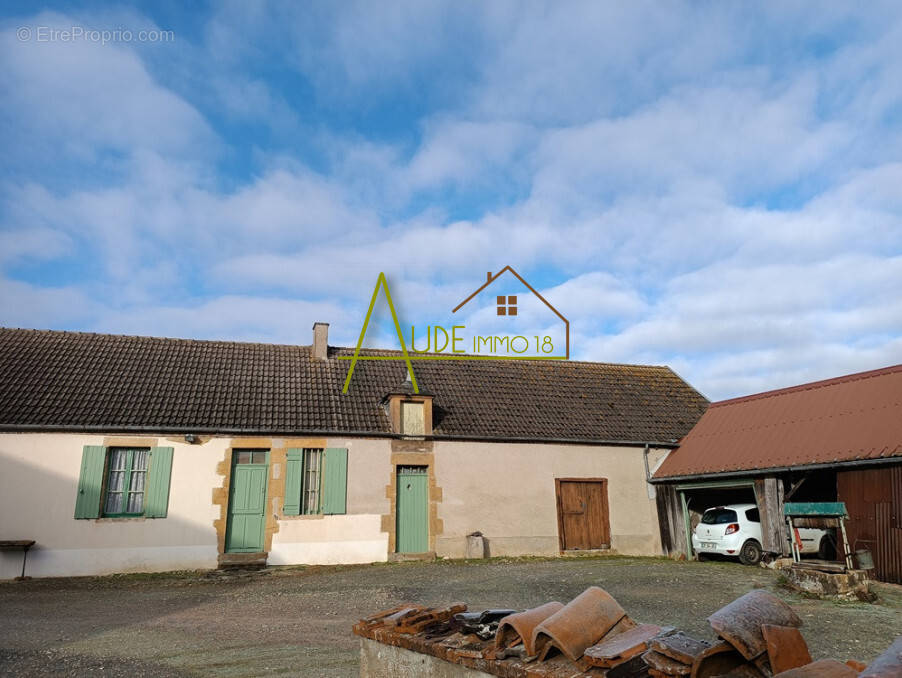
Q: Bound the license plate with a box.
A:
[702,542,717,549]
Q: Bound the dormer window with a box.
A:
[401,401,425,436]
[383,378,434,437]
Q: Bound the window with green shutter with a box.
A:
[282,447,347,516]
[104,448,149,516]
[74,445,174,519]
[74,446,106,519]
[322,448,348,515]
[283,449,303,515]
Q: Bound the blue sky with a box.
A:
[1,1,901,400]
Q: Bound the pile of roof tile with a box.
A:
[353,587,902,677]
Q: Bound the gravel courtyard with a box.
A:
[1,556,900,677]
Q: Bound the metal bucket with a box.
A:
[855,548,875,570]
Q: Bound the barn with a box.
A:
[652,364,902,583]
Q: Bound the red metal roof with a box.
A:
[654,364,902,479]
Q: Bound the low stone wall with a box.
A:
[782,566,873,601]
[360,639,494,678]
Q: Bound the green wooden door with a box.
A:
[226,450,269,553]
[396,466,428,553]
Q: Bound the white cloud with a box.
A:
[404,119,535,191]
[0,226,72,264]
[0,278,98,329]
[1,2,901,404]
[1,12,215,164]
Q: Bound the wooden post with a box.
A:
[654,485,688,557]
[756,476,788,556]
[839,518,854,570]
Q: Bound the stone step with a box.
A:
[218,552,268,569]
[388,551,436,563]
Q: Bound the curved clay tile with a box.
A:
[583,623,666,668]
[772,658,860,677]
[762,624,812,674]
[494,601,563,657]
[531,586,626,662]
[707,590,802,661]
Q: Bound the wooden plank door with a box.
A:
[556,479,611,551]
[396,466,429,553]
[226,450,269,553]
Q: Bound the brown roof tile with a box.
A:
[0,328,708,441]
[655,364,902,479]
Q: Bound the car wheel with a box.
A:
[739,539,762,566]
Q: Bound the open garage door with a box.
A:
[677,481,758,559]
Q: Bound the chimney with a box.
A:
[486,271,493,282]
[312,322,329,360]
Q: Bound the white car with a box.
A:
[693,503,831,565]
[693,504,765,565]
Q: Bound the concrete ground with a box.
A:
[1,556,900,677]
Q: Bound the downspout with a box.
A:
[643,444,655,499]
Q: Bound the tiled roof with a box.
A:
[0,328,708,442]
[654,364,902,479]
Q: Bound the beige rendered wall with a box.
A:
[0,433,393,578]
[0,433,664,577]
[0,432,223,578]
[432,441,664,558]
[647,447,671,476]
[269,437,390,565]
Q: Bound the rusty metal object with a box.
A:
[860,635,902,677]
[531,586,626,662]
[652,631,712,665]
[691,640,749,678]
[452,609,517,640]
[708,590,802,660]
[583,623,664,667]
[494,601,564,657]
[772,658,860,677]
[645,649,691,675]
[761,624,812,674]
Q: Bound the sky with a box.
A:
[1,1,901,401]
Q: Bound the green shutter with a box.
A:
[144,447,174,518]
[283,449,303,515]
[74,445,106,519]
[322,448,348,515]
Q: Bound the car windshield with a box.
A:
[702,508,738,525]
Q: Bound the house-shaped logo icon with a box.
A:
[452,265,570,359]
